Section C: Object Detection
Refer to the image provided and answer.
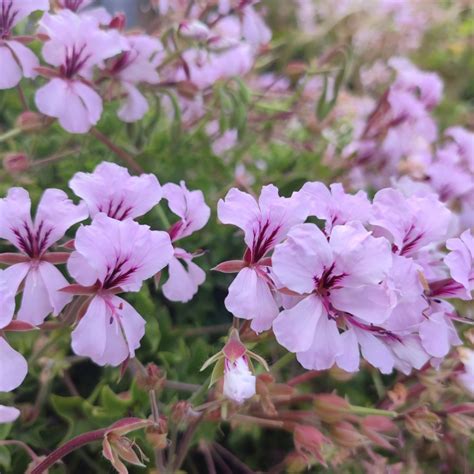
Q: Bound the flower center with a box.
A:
[10,220,53,259]
[102,257,138,290]
[0,1,18,39]
[61,0,84,11]
[98,198,134,221]
[250,218,281,263]
[60,43,91,78]
[108,50,139,75]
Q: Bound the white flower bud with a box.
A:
[223,356,256,404]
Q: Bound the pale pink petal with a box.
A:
[162,254,205,303]
[117,83,149,122]
[273,295,323,353]
[6,40,39,79]
[35,188,88,249]
[0,337,28,392]
[38,262,73,316]
[331,285,393,324]
[272,223,332,294]
[354,328,394,374]
[10,0,49,24]
[419,312,451,358]
[0,187,33,251]
[0,264,29,328]
[71,296,108,364]
[69,162,162,220]
[224,267,278,332]
[296,315,343,370]
[17,267,55,325]
[0,405,20,424]
[0,45,22,89]
[335,328,360,372]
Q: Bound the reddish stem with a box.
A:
[30,428,108,474]
[287,370,321,386]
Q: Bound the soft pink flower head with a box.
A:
[241,4,272,48]
[370,188,452,257]
[69,162,162,221]
[108,34,163,122]
[223,355,256,404]
[218,185,308,264]
[35,11,122,133]
[163,181,210,242]
[445,126,474,173]
[299,182,372,233]
[0,0,49,89]
[69,214,173,366]
[272,222,394,372]
[0,187,88,325]
[445,230,474,300]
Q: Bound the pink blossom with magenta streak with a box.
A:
[69,162,162,221]
[161,182,210,303]
[35,10,122,133]
[107,34,164,122]
[68,214,173,366]
[0,0,49,90]
[0,188,88,326]
[218,185,308,332]
[272,222,395,372]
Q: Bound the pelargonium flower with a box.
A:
[370,188,452,258]
[56,0,111,24]
[106,34,163,122]
[161,182,210,303]
[299,182,372,233]
[444,230,474,300]
[0,187,88,325]
[35,10,122,133]
[0,0,49,89]
[68,214,173,366]
[69,162,162,220]
[217,185,307,332]
[272,222,394,372]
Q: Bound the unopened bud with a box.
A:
[15,111,47,132]
[136,363,166,392]
[293,425,330,466]
[314,394,350,424]
[146,416,168,450]
[176,80,199,100]
[330,421,367,448]
[178,20,210,41]
[285,61,307,80]
[171,401,196,425]
[109,12,126,30]
[3,152,30,174]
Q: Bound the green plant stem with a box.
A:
[349,405,397,417]
[0,128,21,142]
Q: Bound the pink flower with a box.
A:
[56,0,111,24]
[107,35,163,122]
[445,230,474,300]
[35,11,122,133]
[370,188,452,257]
[0,188,88,325]
[299,182,372,233]
[0,0,49,89]
[272,222,394,371]
[217,185,308,332]
[223,355,256,404]
[161,182,210,303]
[457,348,474,396]
[68,214,173,366]
[69,162,162,220]
[241,4,272,48]
[0,405,20,424]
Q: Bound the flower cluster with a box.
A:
[0,162,209,404]
[1,0,271,134]
[216,182,472,374]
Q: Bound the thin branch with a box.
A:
[91,128,143,174]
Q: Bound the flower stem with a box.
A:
[91,128,143,174]
[349,405,397,417]
[0,128,21,142]
[30,427,108,474]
